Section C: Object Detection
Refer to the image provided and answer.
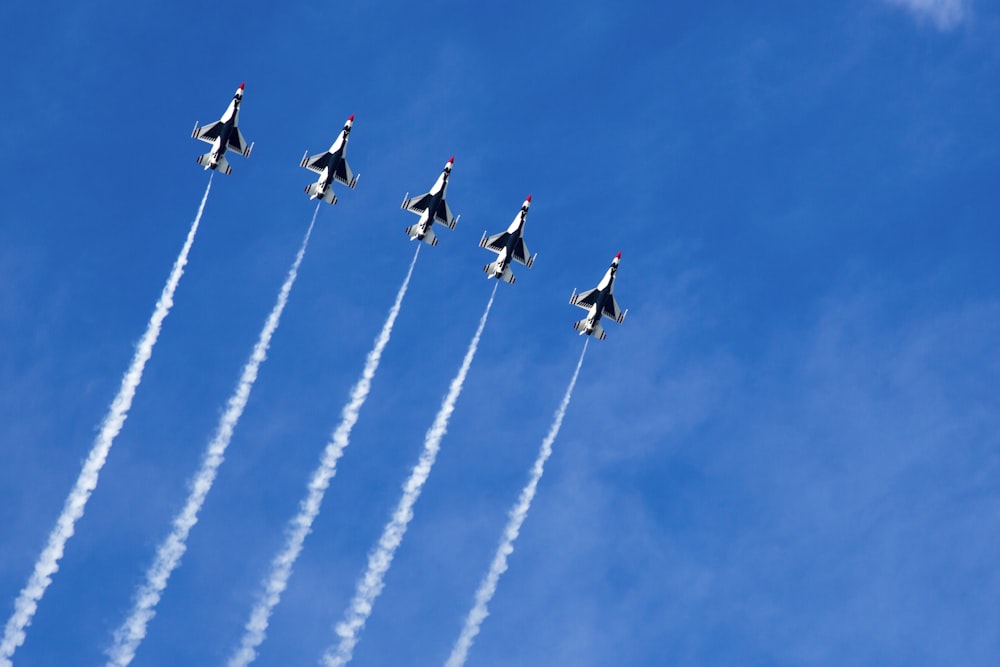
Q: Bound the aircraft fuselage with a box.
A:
[584,265,617,332]
[495,225,524,275]
[317,152,345,195]
[416,189,446,239]
[209,99,240,167]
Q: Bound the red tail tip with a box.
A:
[347,114,355,122]
[526,194,532,203]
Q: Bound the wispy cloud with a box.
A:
[323,284,498,667]
[105,205,318,667]
[883,0,968,30]
[445,339,588,667]
[0,176,213,667]
[225,245,421,667]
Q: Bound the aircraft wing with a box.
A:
[434,199,458,229]
[512,237,532,267]
[227,127,252,157]
[570,287,599,311]
[602,294,627,323]
[481,231,510,254]
[403,192,433,214]
[332,159,355,187]
[194,121,222,145]
[301,151,331,174]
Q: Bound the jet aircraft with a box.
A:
[401,157,459,246]
[479,195,536,284]
[569,252,628,340]
[300,115,359,205]
[192,83,254,174]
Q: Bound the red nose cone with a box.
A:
[347,114,355,122]
[615,251,622,259]
[239,82,245,90]
[448,156,455,164]
[526,194,532,203]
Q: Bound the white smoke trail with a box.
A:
[225,244,422,667]
[104,204,320,667]
[0,176,214,667]
[322,283,499,667]
[444,339,589,667]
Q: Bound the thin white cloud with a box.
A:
[0,176,214,667]
[105,205,319,667]
[225,244,421,667]
[322,284,498,667]
[445,339,589,667]
[883,0,968,30]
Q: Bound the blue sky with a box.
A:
[2,0,1000,665]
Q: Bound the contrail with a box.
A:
[444,339,589,667]
[105,203,320,667]
[226,244,422,667]
[322,283,499,667]
[0,176,214,667]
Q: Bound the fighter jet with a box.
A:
[300,115,359,205]
[479,195,537,284]
[569,252,628,340]
[401,157,459,246]
[191,83,254,175]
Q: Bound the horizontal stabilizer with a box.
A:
[482,262,515,283]
[196,152,232,175]
[405,225,439,246]
[305,182,337,205]
[572,318,605,340]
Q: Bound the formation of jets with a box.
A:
[191,84,628,339]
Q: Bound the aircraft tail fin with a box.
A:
[305,182,338,205]
[196,152,231,175]
[572,318,605,340]
[406,225,438,246]
[482,262,516,284]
